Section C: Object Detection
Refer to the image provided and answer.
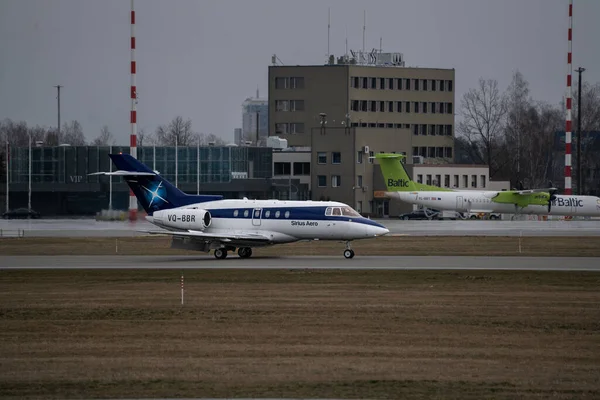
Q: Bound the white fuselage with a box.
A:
[389,191,600,217]
[147,199,389,244]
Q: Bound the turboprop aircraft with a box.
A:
[90,153,389,259]
[375,153,600,217]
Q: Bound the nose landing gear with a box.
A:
[343,241,355,259]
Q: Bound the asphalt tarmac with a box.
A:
[2,218,600,237]
[1,255,599,271]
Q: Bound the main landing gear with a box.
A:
[343,241,355,259]
[213,247,253,259]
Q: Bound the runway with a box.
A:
[2,218,600,237]
[1,255,599,271]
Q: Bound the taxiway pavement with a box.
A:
[1,255,599,271]
[2,218,600,237]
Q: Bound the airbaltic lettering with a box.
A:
[552,198,584,207]
[387,178,410,188]
[167,214,196,222]
[291,220,318,227]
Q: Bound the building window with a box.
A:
[447,80,453,91]
[290,123,304,133]
[379,77,385,89]
[428,147,435,158]
[331,175,341,187]
[439,80,445,91]
[396,101,402,112]
[276,100,289,111]
[397,78,403,90]
[431,79,437,91]
[361,100,368,111]
[428,125,435,136]
[447,103,453,114]
[431,102,436,114]
[290,100,305,111]
[357,200,362,213]
[444,174,450,187]
[415,174,422,183]
[414,79,420,90]
[369,151,374,163]
[422,79,428,91]
[293,162,310,175]
[421,124,427,135]
[471,175,477,188]
[275,123,288,134]
[388,78,394,89]
[388,101,394,112]
[413,125,419,136]
[445,125,453,136]
[351,100,359,111]
[436,147,443,158]
[463,175,468,188]
[422,102,428,113]
[362,77,368,88]
[370,101,377,112]
[352,76,359,88]
[275,77,289,89]
[481,175,486,188]
[413,102,419,113]
[379,101,385,111]
[274,162,291,175]
[290,77,304,89]
[357,175,363,187]
[426,174,432,185]
[332,152,341,164]
[405,101,410,113]
[435,174,441,186]
[445,147,453,158]
[405,78,411,90]
[454,175,459,188]
[357,151,363,164]
[318,175,327,187]
[317,152,327,164]
[370,77,377,89]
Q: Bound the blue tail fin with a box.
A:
[108,153,223,215]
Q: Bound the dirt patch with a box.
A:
[0,269,599,399]
[2,235,600,256]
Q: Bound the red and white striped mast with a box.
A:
[564,0,573,195]
[129,0,138,221]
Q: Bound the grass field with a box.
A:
[1,269,599,399]
[2,235,600,256]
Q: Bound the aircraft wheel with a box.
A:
[214,249,227,259]
[343,249,355,259]
[238,247,252,258]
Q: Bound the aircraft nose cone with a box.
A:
[366,222,390,237]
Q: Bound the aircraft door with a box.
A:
[456,196,466,211]
[252,207,262,226]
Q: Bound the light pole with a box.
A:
[5,140,8,213]
[28,131,31,211]
[575,67,585,195]
[54,85,62,138]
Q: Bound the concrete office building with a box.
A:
[268,50,455,215]
[242,94,268,145]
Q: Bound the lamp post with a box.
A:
[28,131,31,211]
[575,67,585,195]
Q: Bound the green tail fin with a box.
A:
[374,153,417,192]
[374,153,454,192]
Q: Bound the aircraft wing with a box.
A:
[139,229,272,243]
[512,188,557,195]
[485,188,558,198]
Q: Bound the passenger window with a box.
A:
[275,211,281,218]
[265,210,270,218]
[244,210,249,217]
[333,208,342,216]
[325,207,332,216]
[233,210,239,217]
[285,211,290,218]
[254,210,260,218]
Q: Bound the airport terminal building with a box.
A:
[1,144,308,216]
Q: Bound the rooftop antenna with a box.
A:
[327,7,331,59]
[256,86,259,99]
[362,10,366,56]
[380,37,382,53]
[345,25,348,56]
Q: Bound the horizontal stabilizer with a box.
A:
[88,170,157,176]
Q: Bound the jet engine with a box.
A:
[153,208,212,231]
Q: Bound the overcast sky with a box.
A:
[1,0,599,145]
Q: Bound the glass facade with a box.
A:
[7,145,273,184]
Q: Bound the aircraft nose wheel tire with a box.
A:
[214,249,227,259]
[343,249,355,259]
[237,247,252,258]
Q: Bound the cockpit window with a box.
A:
[332,207,342,216]
[341,206,361,217]
[325,207,332,216]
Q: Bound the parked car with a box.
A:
[2,208,41,219]
[398,208,440,220]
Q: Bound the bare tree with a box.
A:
[91,125,115,146]
[137,127,157,146]
[155,116,195,146]
[202,133,226,146]
[0,118,29,146]
[62,120,86,145]
[571,81,600,194]
[503,70,531,184]
[456,78,508,177]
